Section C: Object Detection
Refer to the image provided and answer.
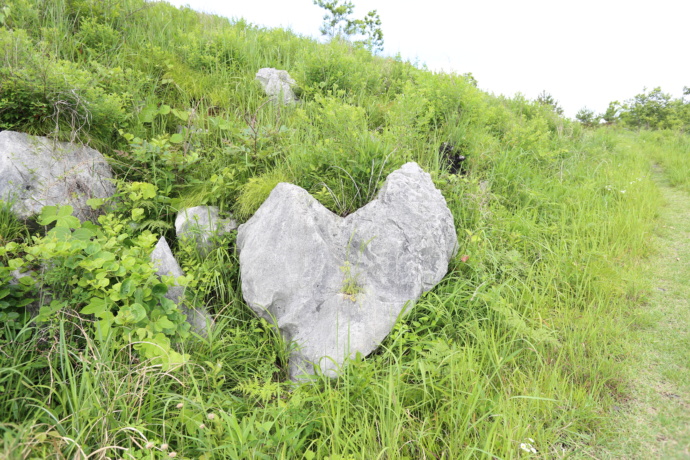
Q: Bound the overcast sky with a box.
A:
[162,0,688,118]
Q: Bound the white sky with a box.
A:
[162,0,689,118]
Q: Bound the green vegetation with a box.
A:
[586,165,690,458]
[0,0,688,458]
[313,0,384,53]
[578,86,690,130]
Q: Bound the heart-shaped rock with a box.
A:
[237,162,457,379]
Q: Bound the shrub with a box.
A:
[22,205,192,365]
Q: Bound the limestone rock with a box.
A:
[150,237,213,336]
[175,206,237,256]
[237,162,457,379]
[0,131,115,220]
[255,68,297,104]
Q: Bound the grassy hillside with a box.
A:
[0,0,686,458]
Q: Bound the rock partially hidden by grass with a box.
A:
[175,206,237,256]
[151,236,213,337]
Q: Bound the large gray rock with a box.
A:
[175,206,237,256]
[150,237,213,336]
[237,162,457,379]
[255,68,297,104]
[0,131,115,220]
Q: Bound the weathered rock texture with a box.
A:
[255,68,297,104]
[175,206,237,256]
[0,131,115,220]
[150,237,213,336]
[237,162,457,379]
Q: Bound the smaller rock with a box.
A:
[255,68,298,104]
[175,206,236,256]
[150,237,213,336]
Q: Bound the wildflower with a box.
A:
[161,443,169,450]
[519,440,537,454]
[168,453,177,458]
[199,423,206,429]
[620,190,626,194]
[145,442,154,449]
[207,413,216,420]
[461,254,470,263]
[176,403,184,409]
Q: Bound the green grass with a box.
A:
[585,164,690,459]
[0,0,688,458]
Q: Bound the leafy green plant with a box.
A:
[0,247,35,338]
[115,131,198,190]
[25,205,191,365]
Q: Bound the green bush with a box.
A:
[22,205,192,365]
[0,28,128,147]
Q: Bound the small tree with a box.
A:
[602,101,620,124]
[537,90,564,116]
[621,87,673,129]
[576,107,599,127]
[313,0,384,53]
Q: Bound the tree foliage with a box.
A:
[576,107,599,127]
[536,90,564,116]
[603,87,690,130]
[313,0,384,52]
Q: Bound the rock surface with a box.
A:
[237,162,457,379]
[255,68,297,104]
[0,131,115,220]
[175,206,237,256]
[150,237,213,336]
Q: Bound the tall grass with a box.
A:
[636,130,690,190]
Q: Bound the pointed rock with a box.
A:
[150,237,213,336]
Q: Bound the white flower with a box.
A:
[520,442,537,454]
[620,190,626,194]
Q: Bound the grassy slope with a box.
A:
[0,1,687,458]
